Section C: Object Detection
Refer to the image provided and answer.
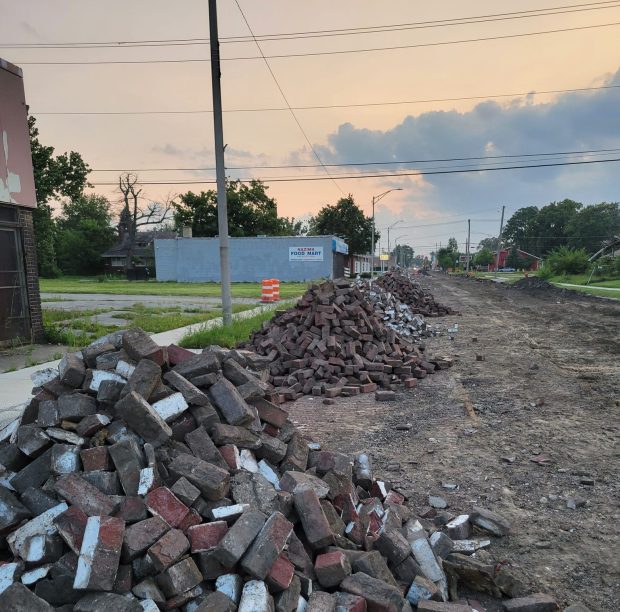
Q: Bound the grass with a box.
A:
[180,308,277,349]
[40,277,310,299]
[554,285,620,299]
[549,274,620,288]
[476,271,526,284]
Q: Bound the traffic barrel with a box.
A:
[261,279,274,302]
[271,279,280,301]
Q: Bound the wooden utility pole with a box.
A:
[494,205,506,278]
[208,0,232,325]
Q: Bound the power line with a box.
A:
[3,1,619,48]
[231,0,344,196]
[88,147,620,172]
[29,84,620,115]
[15,21,620,65]
[88,156,620,185]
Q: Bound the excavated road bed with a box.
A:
[289,273,620,611]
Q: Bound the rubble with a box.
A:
[375,270,455,317]
[240,278,452,400]
[0,326,559,611]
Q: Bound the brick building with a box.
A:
[0,59,43,344]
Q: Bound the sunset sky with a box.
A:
[1,0,619,256]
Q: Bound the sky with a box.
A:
[1,0,619,256]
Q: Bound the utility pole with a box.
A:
[494,205,506,279]
[371,195,376,280]
[209,0,232,326]
[466,218,471,272]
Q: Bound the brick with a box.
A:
[151,391,189,422]
[54,506,88,554]
[50,443,81,474]
[173,351,220,380]
[74,515,125,591]
[255,433,287,464]
[315,551,352,588]
[406,575,440,607]
[156,557,203,598]
[109,439,144,496]
[74,592,143,611]
[249,397,289,428]
[266,554,295,592]
[147,528,190,572]
[307,591,336,610]
[293,487,334,550]
[116,496,148,523]
[167,344,196,366]
[189,403,221,430]
[55,473,117,516]
[0,487,31,532]
[82,342,116,369]
[208,377,258,426]
[375,528,411,566]
[502,594,560,612]
[83,369,126,393]
[240,511,294,580]
[188,521,228,552]
[168,454,230,501]
[416,604,475,612]
[216,573,244,604]
[45,427,85,446]
[469,506,511,537]
[219,444,241,470]
[352,551,399,588]
[57,393,97,421]
[238,579,274,612]
[122,516,169,561]
[196,590,238,611]
[16,425,51,457]
[211,423,262,450]
[164,370,210,405]
[80,446,111,471]
[6,502,68,559]
[280,471,330,499]
[392,555,423,584]
[37,400,59,427]
[171,477,201,506]
[97,379,125,404]
[115,391,172,447]
[20,488,58,515]
[79,470,121,497]
[214,509,268,566]
[353,453,373,490]
[340,572,406,612]
[58,353,86,388]
[122,328,165,366]
[185,426,230,470]
[112,563,132,594]
[75,413,110,437]
[281,433,309,472]
[334,592,366,612]
[145,487,190,528]
[0,583,53,612]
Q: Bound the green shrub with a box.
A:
[537,265,554,280]
[546,246,590,275]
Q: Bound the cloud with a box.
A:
[314,67,620,218]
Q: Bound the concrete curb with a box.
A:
[0,299,293,423]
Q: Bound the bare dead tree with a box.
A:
[118,173,173,268]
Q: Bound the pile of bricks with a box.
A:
[240,279,451,401]
[0,327,561,611]
[375,272,454,317]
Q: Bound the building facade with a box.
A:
[155,235,349,282]
[0,59,43,344]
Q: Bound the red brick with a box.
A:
[266,554,295,592]
[218,444,241,471]
[315,551,352,588]
[54,506,88,554]
[188,521,228,553]
[167,344,196,366]
[147,528,190,572]
[146,487,190,528]
[80,446,111,471]
[384,490,405,505]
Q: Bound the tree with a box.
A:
[308,195,378,255]
[505,246,522,269]
[56,195,116,275]
[529,199,581,256]
[502,206,539,255]
[172,179,301,238]
[436,237,460,270]
[447,237,459,253]
[29,116,91,277]
[566,202,620,254]
[477,236,499,251]
[546,246,590,275]
[392,244,414,267]
[474,248,494,267]
[118,173,172,268]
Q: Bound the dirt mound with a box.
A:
[511,277,556,291]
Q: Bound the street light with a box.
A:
[393,233,407,268]
[386,220,404,268]
[371,189,402,278]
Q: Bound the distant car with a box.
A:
[498,267,516,272]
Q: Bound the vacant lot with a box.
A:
[40,277,310,299]
[288,274,619,610]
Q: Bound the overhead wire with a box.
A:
[88,157,620,185]
[231,0,345,196]
[3,1,619,48]
[13,21,620,65]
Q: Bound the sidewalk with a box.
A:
[0,301,288,424]
[555,282,618,291]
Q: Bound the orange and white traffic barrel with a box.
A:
[271,279,280,301]
[261,279,274,302]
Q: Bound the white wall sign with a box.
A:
[289,246,324,261]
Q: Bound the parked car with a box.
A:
[498,267,516,272]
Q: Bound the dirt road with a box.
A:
[288,274,619,611]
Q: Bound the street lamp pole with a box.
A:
[370,188,402,278]
[387,220,404,268]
